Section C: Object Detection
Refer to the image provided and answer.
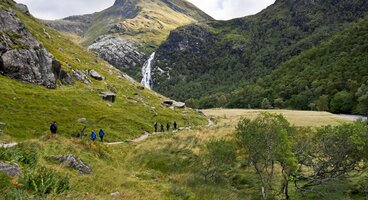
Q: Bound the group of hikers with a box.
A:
[154,121,177,132]
[49,120,180,142]
[50,121,105,142]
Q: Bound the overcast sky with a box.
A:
[15,0,275,20]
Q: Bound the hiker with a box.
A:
[99,129,105,142]
[167,122,171,131]
[90,130,97,141]
[160,124,165,132]
[174,121,177,130]
[154,122,158,132]
[50,121,57,134]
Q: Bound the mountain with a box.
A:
[227,17,368,114]
[45,0,212,79]
[0,0,205,141]
[152,0,368,112]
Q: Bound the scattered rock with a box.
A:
[100,92,116,103]
[49,154,92,174]
[107,103,112,107]
[173,102,185,108]
[76,58,81,63]
[43,28,51,39]
[111,191,121,198]
[163,100,185,108]
[15,3,30,15]
[78,118,87,123]
[72,69,91,84]
[89,70,104,80]
[169,106,174,110]
[0,142,18,148]
[0,162,22,177]
[163,100,175,105]
[137,86,145,90]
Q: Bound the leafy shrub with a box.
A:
[169,185,191,200]
[0,144,38,167]
[198,139,236,184]
[22,167,70,195]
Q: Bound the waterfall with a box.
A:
[141,52,155,89]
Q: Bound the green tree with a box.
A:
[261,98,272,109]
[315,95,329,111]
[330,91,355,113]
[236,113,297,199]
[355,83,368,116]
[294,122,368,192]
[199,139,236,183]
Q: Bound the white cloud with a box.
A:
[15,0,275,20]
[187,0,276,20]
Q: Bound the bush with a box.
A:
[0,144,38,167]
[198,139,236,184]
[22,167,70,195]
[169,185,191,200]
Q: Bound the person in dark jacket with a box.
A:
[50,121,57,134]
[90,130,97,141]
[173,121,177,130]
[154,122,158,132]
[99,129,105,142]
[160,124,165,132]
[166,123,171,131]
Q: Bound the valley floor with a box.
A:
[1,109,365,200]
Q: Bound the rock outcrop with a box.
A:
[0,7,70,88]
[163,100,185,108]
[50,154,92,174]
[0,162,22,177]
[72,69,91,84]
[88,35,146,71]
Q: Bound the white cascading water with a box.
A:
[141,52,155,89]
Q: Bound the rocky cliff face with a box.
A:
[0,6,71,88]
[88,35,146,72]
[44,0,213,80]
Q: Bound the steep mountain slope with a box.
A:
[45,0,212,79]
[226,17,368,114]
[0,0,205,141]
[152,0,368,106]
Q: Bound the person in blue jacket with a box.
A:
[90,130,97,141]
[99,129,105,142]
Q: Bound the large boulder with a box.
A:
[0,7,68,88]
[49,154,92,174]
[15,3,30,15]
[100,92,116,103]
[0,162,22,177]
[163,100,185,108]
[89,69,104,80]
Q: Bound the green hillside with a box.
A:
[153,0,368,113]
[0,1,205,142]
[201,17,368,115]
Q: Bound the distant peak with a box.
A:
[113,0,133,6]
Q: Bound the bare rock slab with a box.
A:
[0,162,22,177]
[50,154,92,174]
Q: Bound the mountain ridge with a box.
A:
[151,0,368,114]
